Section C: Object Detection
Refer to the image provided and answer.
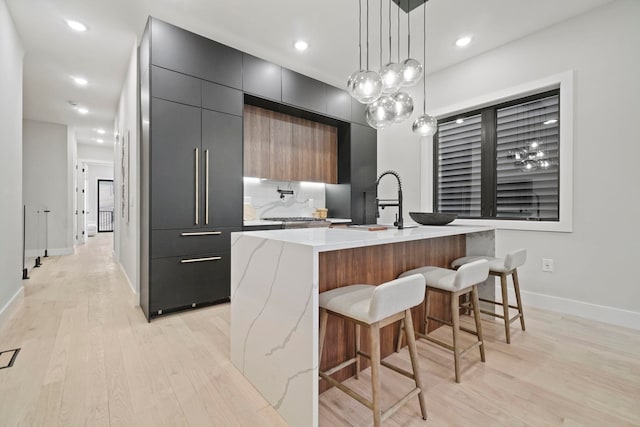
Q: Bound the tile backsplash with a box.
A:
[243,179,326,219]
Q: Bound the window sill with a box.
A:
[453,218,572,233]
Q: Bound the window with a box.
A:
[434,90,560,221]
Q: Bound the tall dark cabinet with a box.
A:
[140,18,242,320]
[139,17,377,320]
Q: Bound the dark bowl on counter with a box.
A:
[409,212,457,226]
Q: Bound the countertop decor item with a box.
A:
[409,212,457,225]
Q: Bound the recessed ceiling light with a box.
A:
[77,107,89,115]
[96,128,106,134]
[96,138,104,143]
[543,119,558,125]
[72,76,88,86]
[455,118,464,124]
[294,40,308,51]
[66,20,87,32]
[455,36,472,47]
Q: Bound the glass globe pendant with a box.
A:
[401,58,423,87]
[412,114,437,136]
[347,69,363,97]
[392,92,414,122]
[365,95,396,129]
[379,62,403,94]
[351,70,383,104]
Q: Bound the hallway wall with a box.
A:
[0,0,24,317]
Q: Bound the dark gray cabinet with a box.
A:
[150,98,201,230]
[202,81,243,116]
[351,99,368,126]
[282,69,327,114]
[350,124,378,224]
[243,54,282,101]
[326,85,351,121]
[151,66,201,107]
[151,18,242,89]
[202,109,243,228]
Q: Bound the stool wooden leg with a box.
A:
[355,323,361,380]
[450,291,462,383]
[471,285,486,363]
[403,309,428,420]
[424,287,431,334]
[512,269,526,331]
[369,323,382,427]
[500,273,511,344]
[395,319,404,353]
[319,309,328,364]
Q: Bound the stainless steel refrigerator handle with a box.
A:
[205,149,210,225]
[195,148,199,225]
[180,231,221,236]
[180,256,222,264]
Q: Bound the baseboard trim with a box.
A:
[0,286,24,326]
[25,247,73,257]
[496,284,640,331]
[118,262,138,298]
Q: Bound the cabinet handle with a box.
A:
[180,256,222,264]
[195,148,199,225]
[180,231,221,236]
[205,149,210,225]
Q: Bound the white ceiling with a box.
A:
[7,0,614,146]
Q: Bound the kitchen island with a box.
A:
[230,224,494,427]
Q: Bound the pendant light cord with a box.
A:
[397,5,400,63]
[407,8,411,58]
[379,0,383,68]
[388,0,392,63]
[423,2,427,112]
[366,0,369,69]
[358,0,362,70]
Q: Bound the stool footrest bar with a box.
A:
[381,388,422,422]
[323,357,357,377]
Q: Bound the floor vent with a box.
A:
[0,348,20,369]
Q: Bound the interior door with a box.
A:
[202,109,243,228]
[151,97,202,230]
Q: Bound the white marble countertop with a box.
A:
[243,218,352,227]
[234,224,494,252]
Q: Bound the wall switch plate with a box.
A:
[542,258,554,272]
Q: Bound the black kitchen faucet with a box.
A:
[375,170,403,230]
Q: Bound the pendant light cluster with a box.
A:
[347,0,436,137]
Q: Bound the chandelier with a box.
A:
[513,141,551,171]
[347,0,435,135]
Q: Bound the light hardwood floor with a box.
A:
[1,234,639,426]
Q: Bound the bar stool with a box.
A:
[319,274,428,426]
[451,249,526,344]
[396,260,490,383]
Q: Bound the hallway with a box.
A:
[1,234,640,426]
[0,234,285,426]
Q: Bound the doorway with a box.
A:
[98,179,115,232]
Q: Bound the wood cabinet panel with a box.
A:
[269,112,293,181]
[318,235,466,392]
[244,105,337,183]
[243,105,270,178]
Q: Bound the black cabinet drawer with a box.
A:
[151,18,242,89]
[151,66,201,107]
[242,54,282,102]
[151,228,238,258]
[282,69,327,114]
[202,81,243,116]
[150,254,230,315]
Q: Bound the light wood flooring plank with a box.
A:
[0,233,639,427]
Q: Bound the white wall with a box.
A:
[77,144,114,163]
[114,41,139,295]
[0,0,24,317]
[378,0,640,327]
[22,119,73,256]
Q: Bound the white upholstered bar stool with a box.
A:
[396,260,490,383]
[451,249,526,344]
[318,275,428,427]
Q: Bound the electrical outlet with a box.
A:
[542,258,554,272]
